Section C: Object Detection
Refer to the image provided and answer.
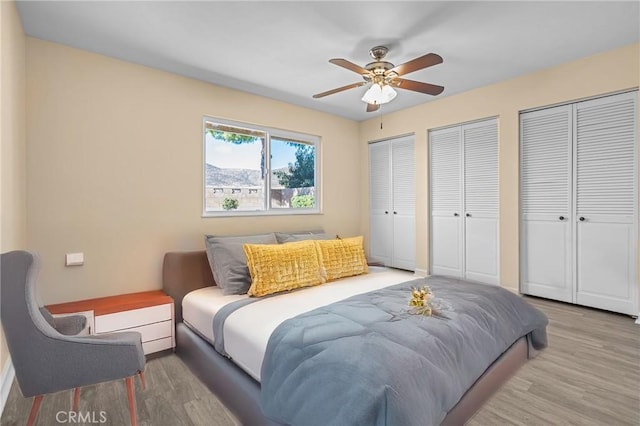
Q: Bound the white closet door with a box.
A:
[520,105,573,302]
[369,141,392,265]
[463,119,499,285]
[430,127,463,277]
[391,136,416,270]
[574,92,637,315]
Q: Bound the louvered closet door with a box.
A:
[369,141,392,266]
[574,92,637,315]
[520,105,573,302]
[463,120,499,285]
[430,127,463,277]
[391,136,416,270]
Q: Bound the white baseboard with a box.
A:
[413,268,429,277]
[0,358,14,416]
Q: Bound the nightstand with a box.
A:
[47,290,175,355]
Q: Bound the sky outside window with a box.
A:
[205,133,297,170]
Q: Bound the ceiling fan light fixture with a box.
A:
[361,83,396,105]
[361,83,381,104]
[381,84,397,103]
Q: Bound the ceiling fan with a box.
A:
[313,46,444,112]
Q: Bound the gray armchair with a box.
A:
[1,251,146,426]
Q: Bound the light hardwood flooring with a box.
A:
[1,354,239,426]
[2,296,638,425]
[469,297,640,426]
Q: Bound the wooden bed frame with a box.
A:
[163,250,533,425]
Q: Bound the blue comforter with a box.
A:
[260,276,548,426]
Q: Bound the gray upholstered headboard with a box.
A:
[162,251,215,324]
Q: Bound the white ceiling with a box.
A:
[16,1,640,121]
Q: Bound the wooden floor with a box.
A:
[469,297,640,426]
[0,354,239,426]
[2,296,638,425]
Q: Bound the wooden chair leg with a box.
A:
[125,376,137,426]
[73,387,80,412]
[138,371,146,390]
[27,395,43,426]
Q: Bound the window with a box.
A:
[203,118,320,216]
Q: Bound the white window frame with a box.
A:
[202,117,322,217]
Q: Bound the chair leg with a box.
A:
[125,376,137,426]
[138,371,146,390]
[73,387,80,412]
[27,395,43,426]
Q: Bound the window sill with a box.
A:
[202,209,322,218]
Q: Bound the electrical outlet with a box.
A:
[65,253,84,266]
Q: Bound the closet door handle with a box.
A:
[559,216,565,221]
[579,217,585,222]
[393,211,398,215]
[384,211,389,214]
[453,213,459,217]
[466,213,471,217]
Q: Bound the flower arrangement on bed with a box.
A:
[162,231,548,426]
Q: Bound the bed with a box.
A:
[163,249,547,426]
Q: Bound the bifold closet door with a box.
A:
[520,105,573,302]
[369,136,416,270]
[521,91,637,315]
[430,119,499,284]
[369,141,392,266]
[391,136,416,270]
[463,120,499,285]
[574,92,637,315]
[430,127,463,278]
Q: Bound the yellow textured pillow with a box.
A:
[314,236,368,281]
[244,240,325,297]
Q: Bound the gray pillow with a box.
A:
[204,233,277,295]
[275,230,332,244]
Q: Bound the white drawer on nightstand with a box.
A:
[142,337,173,354]
[95,304,172,333]
[113,320,172,343]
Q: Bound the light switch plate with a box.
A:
[65,252,84,266]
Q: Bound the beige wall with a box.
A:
[16,28,640,314]
[26,38,361,305]
[359,43,640,293]
[1,0,27,374]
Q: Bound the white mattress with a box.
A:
[182,267,414,381]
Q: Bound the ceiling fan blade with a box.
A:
[393,78,444,96]
[366,103,380,113]
[312,82,366,99]
[387,53,443,76]
[329,58,370,76]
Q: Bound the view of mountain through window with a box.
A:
[204,119,318,215]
